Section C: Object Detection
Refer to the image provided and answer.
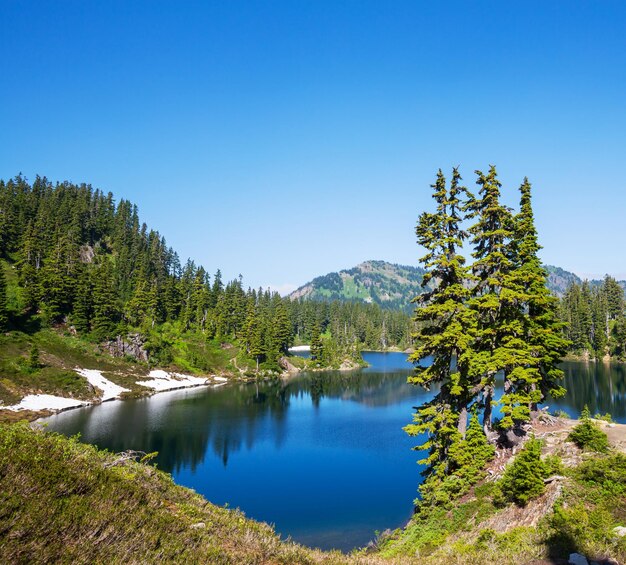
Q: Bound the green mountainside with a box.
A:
[290,260,626,309]
[290,261,428,312]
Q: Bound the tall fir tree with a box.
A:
[497,178,567,427]
[406,168,478,487]
[0,263,7,330]
[465,165,514,434]
[91,258,120,341]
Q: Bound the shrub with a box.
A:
[568,406,609,453]
[497,437,547,506]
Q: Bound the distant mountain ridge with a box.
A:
[290,260,428,312]
[290,260,626,311]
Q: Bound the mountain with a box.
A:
[290,260,428,312]
[290,260,626,309]
[543,265,583,296]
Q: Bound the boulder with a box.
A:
[101,333,149,362]
[613,525,626,538]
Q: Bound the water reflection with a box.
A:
[44,359,425,476]
[42,353,626,551]
[551,361,626,420]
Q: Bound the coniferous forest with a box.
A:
[0,175,413,374]
[1,170,626,565]
[558,276,626,359]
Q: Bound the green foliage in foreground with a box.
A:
[568,406,610,453]
[0,423,354,565]
[493,437,548,506]
[416,413,494,508]
[380,449,626,564]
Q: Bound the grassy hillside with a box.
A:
[0,422,354,564]
[379,418,626,564]
[0,327,253,422]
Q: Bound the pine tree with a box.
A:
[466,165,514,434]
[0,264,7,330]
[603,275,624,320]
[272,297,292,355]
[72,267,93,333]
[92,259,119,341]
[497,436,547,506]
[497,178,568,427]
[405,168,477,486]
[310,322,323,365]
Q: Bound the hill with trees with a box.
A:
[0,175,416,411]
[290,260,429,312]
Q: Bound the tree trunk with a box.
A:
[529,382,538,418]
[483,385,493,436]
[458,405,468,438]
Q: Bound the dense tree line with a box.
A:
[0,175,412,368]
[558,276,626,359]
[406,167,568,505]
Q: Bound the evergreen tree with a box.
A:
[497,436,547,506]
[0,264,7,330]
[310,322,323,365]
[91,259,119,341]
[272,297,292,356]
[465,165,514,434]
[72,267,93,333]
[405,168,477,486]
[498,178,567,427]
[603,275,624,320]
[28,345,40,370]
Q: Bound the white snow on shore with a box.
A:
[288,345,311,352]
[1,368,225,414]
[136,370,208,392]
[3,394,87,412]
[74,368,130,401]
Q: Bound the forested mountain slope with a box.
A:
[290,261,428,312]
[291,261,626,311]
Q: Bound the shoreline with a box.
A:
[0,368,234,423]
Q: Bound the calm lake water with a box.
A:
[42,353,626,551]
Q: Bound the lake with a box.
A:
[42,353,626,551]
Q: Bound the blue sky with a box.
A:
[1,1,626,292]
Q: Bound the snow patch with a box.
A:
[213,376,228,382]
[74,369,130,401]
[288,345,311,352]
[136,370,208,392]
[3,394,87,412]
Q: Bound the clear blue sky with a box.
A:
[1,1,625,292]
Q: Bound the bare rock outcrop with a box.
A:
[101,334,149,362]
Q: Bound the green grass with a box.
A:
[0,330,146,410]
[0,423,397,565]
